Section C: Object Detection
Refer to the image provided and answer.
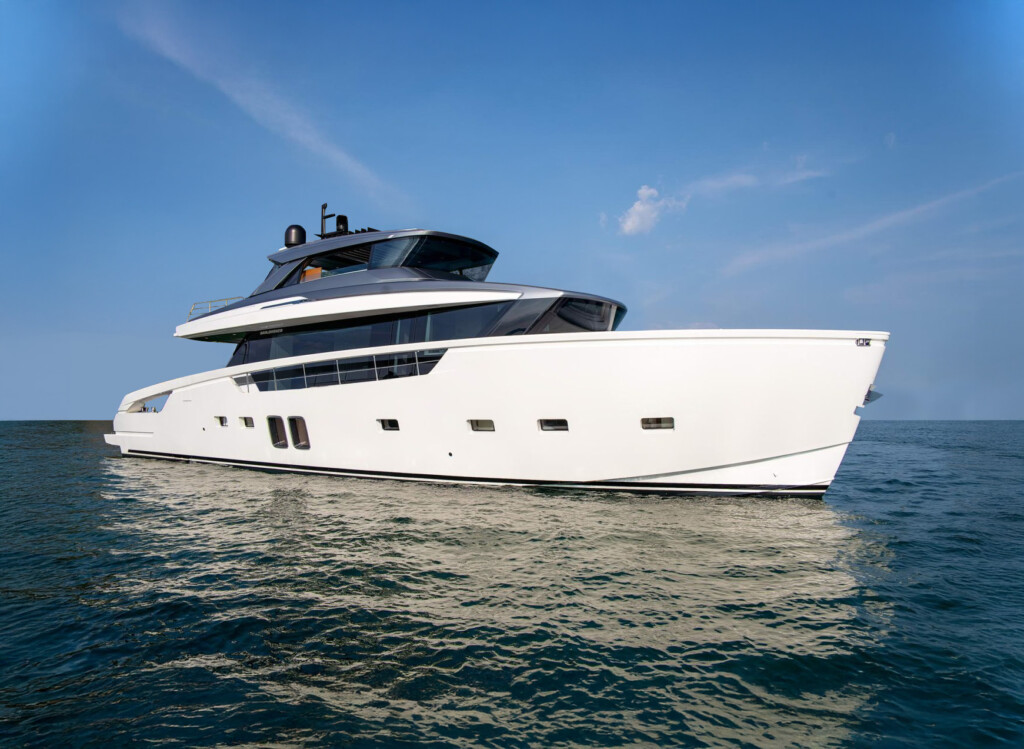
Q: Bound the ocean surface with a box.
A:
[1,421,1022,747]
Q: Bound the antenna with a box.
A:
[315,202,369,238]
[318,203,335,239]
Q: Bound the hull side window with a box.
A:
[268,416,288,448]
[288,417,310,449]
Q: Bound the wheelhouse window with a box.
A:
[284,245,373,286]
[401,236,496,280]
[279,235,497,288]
[469,419,495,432]
[379,419,400,431]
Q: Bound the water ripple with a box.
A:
[1,421,1022,746]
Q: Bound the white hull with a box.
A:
[105,329,887,497]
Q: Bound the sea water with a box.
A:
[1,421,1022,746]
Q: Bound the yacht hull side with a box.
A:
[105,330,887,497]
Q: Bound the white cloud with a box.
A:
[618,185,689,235]
[118,6,392,199]
[884,132,897,149]
[723,172,1024,275]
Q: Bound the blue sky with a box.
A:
[1,0,1022,419]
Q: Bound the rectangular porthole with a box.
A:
[288,416,310,449]
[379,419,400,431]
[268,416,288,448]
[539,419,569,431]
[469,419,495,432]
[240,416,254,428]
[641,417,675,430]
[215,416,228,427]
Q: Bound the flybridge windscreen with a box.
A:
[280,236,497,289]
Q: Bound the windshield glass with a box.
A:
[280,235,496,288]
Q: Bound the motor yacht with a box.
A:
[105,204,888,497]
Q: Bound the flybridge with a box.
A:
[283,202,380,248]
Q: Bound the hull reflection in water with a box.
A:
[96,456,886,745]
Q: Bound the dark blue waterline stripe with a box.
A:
[122,449,828,497]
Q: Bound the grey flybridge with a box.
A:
[180,219,627,351]
[107,203,888,497]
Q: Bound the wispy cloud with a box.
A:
[118,5,393,200]
[688,172,759,196]
[724,172,1024,275]
[618,186,689,235]
[690,157,829,194]
[774,167,828,186]
[774,154,828,186]
[617,158,829,236]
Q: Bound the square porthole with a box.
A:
[379,419,400,431]
[268,416,288,448]
[641,417,675,430]
[215,416,228,427]
[288,417,310,449]
[468,419,495,432]
[240,416,255,428]
[539,419,569,431]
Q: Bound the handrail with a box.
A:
[187,297,244,321]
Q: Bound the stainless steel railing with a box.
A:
[186,297,244,321]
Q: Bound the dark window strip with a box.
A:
[249,349,447,392]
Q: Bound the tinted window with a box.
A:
[282,244,374,286]
[274,365,305,391]
[338,356,377,383]
[489,298,555,336]
[376,353,417,380]
[539,419,569,431]
[268,417,288,448]
[415,349,446,375]
[251,370,276,392]
[305,361,340,387]
[226,297,624,369]
[288,417,310,449]
[228,302,511,366]
[368,237,419,269]
[528,298,616,334]
[404,236,496,280]
[278,235,496,288]
[641,417,675,430]
[426,303,511,342]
